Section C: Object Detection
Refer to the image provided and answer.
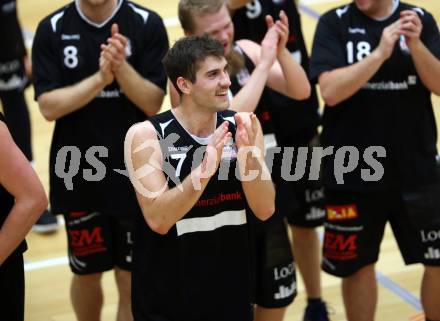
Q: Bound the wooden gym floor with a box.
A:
[15,0,440,320]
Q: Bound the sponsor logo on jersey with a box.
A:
[408,75,417,85]
[362,80,412,91]
[326,204,358,221]
[68,227,107,257]
[67,212,100,226]
[168,146,191,153]
[195,191,243,207]
[274,282,296,300]
[325,222,364,232]
[305,187,324,203]
[424,247,440,260]
[348,27,366,34]
[324,232,358,260]
[96,89,121,98]
[306,207,326,221]
[273,263,295,281]
[421,229,440,243]
[61,34,81,40]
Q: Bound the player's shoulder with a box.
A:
[126,120,158,144]
[123,0,164,26]
[399,2,435,22]
[320,3,356,24]
[37,2,75,34]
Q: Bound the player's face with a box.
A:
[190,56,231,112]
[190,5,234,54]
[354,0,393,16]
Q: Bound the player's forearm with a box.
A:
[0,193,47,265]
[240,157,275,220]
[319,49,385,107]
[277,48,311,100]
[230,63,270,112]
[140,169,211,235]
[409,40,440,96]
[37,71,108,121]
[115,61,165,116]
[227,0,251,10]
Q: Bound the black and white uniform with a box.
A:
[310,1,440,277]
[0,0,32,160]
[32,0,168,274]
[132,109,253,321]
[229,44,297,308]
[232,0,325,227]
[0,109,26,321]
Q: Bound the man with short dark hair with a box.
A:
[125,34,275,321]
[174,1,312,321]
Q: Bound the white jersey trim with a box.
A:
[128,3,149,24]
[50,11,65,32]
[75,0,123,29]
[176,209,246,236]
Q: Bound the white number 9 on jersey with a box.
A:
[63,45,79,69]
[246,0,262,19]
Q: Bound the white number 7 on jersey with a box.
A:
[170,153,187,177]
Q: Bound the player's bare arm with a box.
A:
[400,10,440,95]
[37,62,113,121]
[319,19,403,106]
[235,112,275,220]
[266,10,310,99]
[238,17,309,101]
[0,122,47,264]
[101,24,165,116]
[125,120,231,234]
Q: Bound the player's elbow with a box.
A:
[32,194,49,219]
[296,83,311,101]
[23,190,49,222]
[145,215,171,235]
[320,88,339,107]
[253,203,275,221]
[37,95,58,121]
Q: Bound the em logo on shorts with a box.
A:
[326,204,358,221]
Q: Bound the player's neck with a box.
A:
[78,0,119,24]
[366,0,396,20]
[172,106,216,138]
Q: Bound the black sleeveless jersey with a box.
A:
[0,0,28,92]
[32,0,168,216]
[310,1,440,190]
[132,109,253,321]
[232,0,320,145]
[0,110,26,253]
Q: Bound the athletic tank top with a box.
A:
[132,109,253,321]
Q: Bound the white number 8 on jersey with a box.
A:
[63,45,79,69]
